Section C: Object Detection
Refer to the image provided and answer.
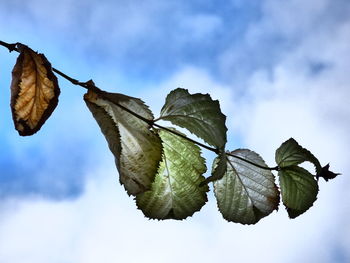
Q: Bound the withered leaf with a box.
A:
[316,164,341,181]
[10,44,60,136]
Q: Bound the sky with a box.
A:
[0,0,350,262]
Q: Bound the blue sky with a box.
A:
[1,0,350,262]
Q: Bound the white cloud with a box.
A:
[0,156,347,263]
[218,0,350,84]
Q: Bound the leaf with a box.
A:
[10,44,60,136]
[201,151,227,185]
[214,149,280,224]
[279,166,318,218]
[159,88,227,149]
[84,90,162,196]
[275,138,322,174]
[136,128,209,220]
[316,163,341,181]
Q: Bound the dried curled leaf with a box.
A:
[10,44,60,136]
[316,163,340,181]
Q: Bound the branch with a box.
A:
[0,40,17,52]
[153,123,220,154]
[0,40,279,172]
[226,152,279,171]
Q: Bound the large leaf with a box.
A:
[279,166,318,218]
[275,138,322,174]
[10,43,60,136]
[159,88,227,149]
[214,149,280,224]
[136,128,209,220]
[84,90,162,196]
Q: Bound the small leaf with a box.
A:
[214,149,280,224]
[10,44,60,136]
[136,128,209,220]
[279,166,318,218]
[84,90,162,196]
[159,88,227,149]
[201,151,227,185]
[275,138,322,174]
[316,163,340,182]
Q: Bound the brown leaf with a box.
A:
[10,44,60,136]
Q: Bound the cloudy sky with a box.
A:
[0,0,349,262]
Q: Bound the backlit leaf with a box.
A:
[136,128,209,220]
[10,44,60,136]
[279,166,318,218]
[159,88,227,149]
[84,90,162,196]
[275,138,322,174]
[214,149,279,224]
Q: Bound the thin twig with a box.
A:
[0,39,279,172]
[0,40,17,52]
[226,152,279,171]
[153,123,220,154]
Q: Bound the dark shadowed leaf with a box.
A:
[275,138,322,174]
[159,88,227,149]
[279,166,318,218]
[10,44,60,136]
[214,149,280,224]
[316,164,341,181]
[84,90,162,196]
[136,128,209,220]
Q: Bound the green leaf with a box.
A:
[84,90,162,196]
[159,88,227,149]
[275,138,322,174]
[214,149,280,224]
[136,128,209,220]
[279,166,318,218]
[201,151,227,185]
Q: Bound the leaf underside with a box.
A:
[84,90,162,196]
[10,44,60,136]
[214,149,280,224]
[136,128,209,220]
[159,88,227,149]
[279,166,318,218]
